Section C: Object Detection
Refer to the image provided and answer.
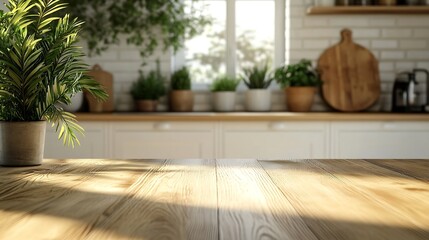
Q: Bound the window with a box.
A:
[179,0,285,86]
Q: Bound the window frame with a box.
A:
[174,0,285,90]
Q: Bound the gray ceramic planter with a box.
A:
[0,121,46,167]
[213,91,236,112]
[245,89,272,112]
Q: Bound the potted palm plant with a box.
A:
[170,67,193,112]
[210,76,240,112]
[130,70,166,112]
[242,65,274,112]
[274,59,321,112]
[0,0,107,166]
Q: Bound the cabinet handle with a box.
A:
[269,122,286,130]
[382,123,396,130]
[154,122,172,131]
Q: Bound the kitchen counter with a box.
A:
[75,112,429,122]
[1,159,428,239]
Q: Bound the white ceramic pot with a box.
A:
[245,89,272,112]
[314,0,335,6]
[0,121,46,166]
[213,91,236,112]
[60,92,84,112]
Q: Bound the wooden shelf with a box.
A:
[307,6,429,15]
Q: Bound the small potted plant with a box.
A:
[274,59,321,112]
[130,70,166,112]
[210,76,240,112]
[242,65,274,112]
[0,0,107,166]
[170,67,193,112]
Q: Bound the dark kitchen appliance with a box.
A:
[392,69,429,112]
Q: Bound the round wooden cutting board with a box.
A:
[318,29,380,112]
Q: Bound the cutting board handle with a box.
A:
[92,64,103,71]
[340,28,353,44]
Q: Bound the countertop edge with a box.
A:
[74,112,429,122]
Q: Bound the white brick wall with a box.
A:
[289,0,429,112]
[83,0,429,112]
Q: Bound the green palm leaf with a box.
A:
[0,0,106,146]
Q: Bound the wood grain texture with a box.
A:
[0,159,143,240]
[85,159,218,240]
[0,159,217,240]
[261,159,429,240]
[216,159,317,240]
[0,159,428,240]
[366,159,429,182]
[318,29,381,112]
[310,159,429,238]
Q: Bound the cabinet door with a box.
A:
[111,122,215,159]
[44,123,107,159]
[331,122,429,159]
[221,122,329,159]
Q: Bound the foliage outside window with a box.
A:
[184,0,276,84]
[64,0,212,59]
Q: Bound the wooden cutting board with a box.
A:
[318,29,380,112]
[86,64,115,112]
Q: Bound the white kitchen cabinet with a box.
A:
[221,122,329,159]
[17,117,429,160]
[44,123,108,159]
[331,121,429,159]
[110,122,215,159]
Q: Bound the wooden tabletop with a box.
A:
[0,159,428,240]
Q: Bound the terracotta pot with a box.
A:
[213,92,236,112]
[285,87,316,112]
[245,89,272,112]
[136,100,158,112]
[170,90,194,112]
[378,0,396,5]
[0,121,46,166]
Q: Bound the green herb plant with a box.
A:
[0,0,107,147]
[171,67,192,90]
[241,65,273,89]
[130,71,166,100]
[210,76,240,92]
[274,59,321,88]
[64,0,212,59]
